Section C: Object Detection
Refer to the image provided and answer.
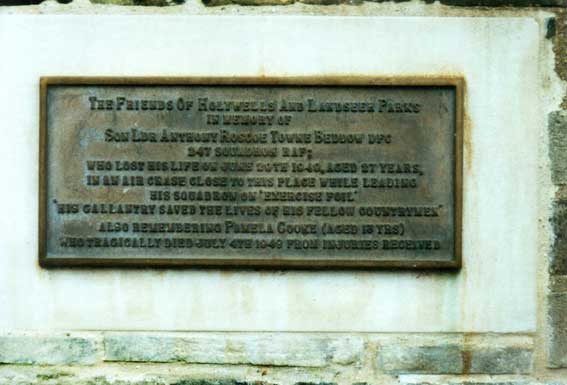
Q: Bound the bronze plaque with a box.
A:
[39,77,463,269]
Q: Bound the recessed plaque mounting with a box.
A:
[39,77,463,269]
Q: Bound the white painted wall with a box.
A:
[0,16,540,332]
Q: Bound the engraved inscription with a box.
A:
[40,79,461,268]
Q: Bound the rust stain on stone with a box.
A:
[461,350,472,374]
[461,334,473,375]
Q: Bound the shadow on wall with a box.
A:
[0,0,45,4]
[0,0,69,4]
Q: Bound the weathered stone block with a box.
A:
[0,333,101,365]
[407,381,567,385]
[104,333,364,367]
[377,343,463,374]
[172,381,273,385]
[104,334,177,363]
[550,275,567,292]
[436,0,566,6]
[549,111,567,185]
[469,346,533,374]
[201,0,293,5]
[447,382,539,385]
[200,0,566,6]
[548,293,567,368]
[377,340,532,375]
[295,383,337,385]
[0,375,277,385]
[550,201,567,275]
[90,0,184,5]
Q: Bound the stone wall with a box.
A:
[0,1,566,385]
[0,332,539,384]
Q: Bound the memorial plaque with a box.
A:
[39,77,462,269]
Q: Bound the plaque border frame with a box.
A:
[39,76,464,270]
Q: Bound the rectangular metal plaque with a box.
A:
[39,77,462,269]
